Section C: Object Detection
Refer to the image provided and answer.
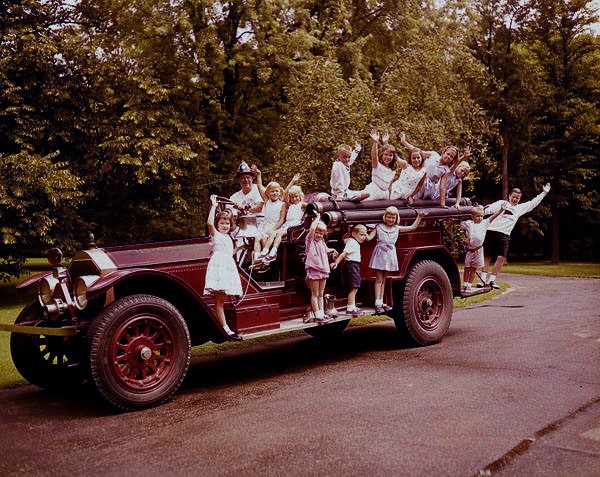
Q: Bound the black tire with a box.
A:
[392,260,453,346]
[304,319,350,338]
[87,294,191,411]
[10,302,86,390]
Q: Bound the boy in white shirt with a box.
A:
[460,204,506,291]
[481,183,551,288]
[331,224,369,315]
[330,143,370,202]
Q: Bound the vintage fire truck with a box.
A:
[3,196,485,411]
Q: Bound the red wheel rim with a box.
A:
[109,315,177,393]
[413,277,445,330]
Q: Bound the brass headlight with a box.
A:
[39,276,60,306]
[73,275,100,310]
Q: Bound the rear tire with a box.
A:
[87,294,191,411]
[391,261,452,345]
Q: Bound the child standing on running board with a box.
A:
[460,204,506,292]
[331,224,369,315]
[305,213,337,323]
[203,195,244,340]
[368,207,428,314]
[330,142,370,201]
[362,131,400,200]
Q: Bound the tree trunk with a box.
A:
[501,125,509,199]
[551,203,559,264]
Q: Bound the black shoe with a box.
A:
[374,305,385,314]
[489,281,500,289]
[227,331,242,341]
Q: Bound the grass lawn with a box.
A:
[502,261,600,278]
[0,260,593,389]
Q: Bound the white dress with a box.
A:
[280,202,304,230]
[390,166,426,200]
[203,231,243,296]
[363,162,396,200]
[259,199,284,234]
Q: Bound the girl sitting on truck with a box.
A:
[362,130,401,201]
[258,174,306,262]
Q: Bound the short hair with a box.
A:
[455,161,470,178]
[383,206,400,225]
[215,211,234,230]
[471,205,484,216]
[315,221,327,233]
[287,185,304,201]
[265,181,284,198]
[337,144,352,156]
[352,224,367,235]
[510,188,522,195]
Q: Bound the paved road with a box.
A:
[1,273,599,476]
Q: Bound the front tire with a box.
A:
[10,302,86,390]
[87,294,191,411]
[392,261,453,345]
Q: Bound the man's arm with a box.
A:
[515,183,551,217]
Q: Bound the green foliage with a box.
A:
[0,0,597,279]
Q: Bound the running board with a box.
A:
[240,307,386,340]
[460,286,491,298]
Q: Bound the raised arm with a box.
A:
[307,212,321,240]
[206,195,218,236]
[370,130,380,168]
[398,211,428,232]
[284,173,301,201]
[252,165,267,202]
[489,203,507,223]
[400,132,434,159]
[349,141,362,166]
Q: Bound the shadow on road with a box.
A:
[181,322,427,393]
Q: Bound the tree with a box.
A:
[524,0,600,262]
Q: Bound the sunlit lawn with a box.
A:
[0,260,596,389]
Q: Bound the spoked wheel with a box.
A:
[87,294,191,411]
[304,319,350,338]
[392,261,452,345]
[10,302,86,389]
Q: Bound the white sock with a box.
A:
[489,274,496,283]
[375,299,383,306]
[347,305,356,311]
[316,310,324,319]
[223,324,233,335]
[480,272,488,283]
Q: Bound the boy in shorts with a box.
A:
[460,204,506,291]
[331,224,369,315]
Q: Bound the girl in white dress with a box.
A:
[363,130,402,201]
[259,174,307,261]
[252,166,285,260]
[203,195,244,340]
[390,148,427,203]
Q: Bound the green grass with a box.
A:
[502,261,600,278]
[0,260,593,389]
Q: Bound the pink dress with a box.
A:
[305,235,330,280]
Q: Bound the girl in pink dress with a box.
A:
[305,213,337,323]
